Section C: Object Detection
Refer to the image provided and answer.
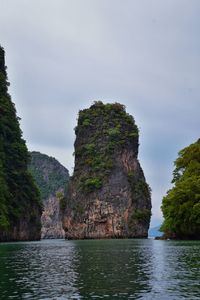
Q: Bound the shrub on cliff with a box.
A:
[161,139,200,239]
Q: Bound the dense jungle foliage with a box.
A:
[161,139,200,239]
[0,46,42,231]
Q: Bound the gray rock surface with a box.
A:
[29,152,69,239]
[62,102,151,239]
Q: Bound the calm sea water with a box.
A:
[0,239,200,300]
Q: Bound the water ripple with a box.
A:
[0,239,200,299]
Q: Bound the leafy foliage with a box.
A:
[133,179,152,200]
[80,176,102,192]
[129,209,151,226]
[161,139,200,239]
[0,46,42,231]
[56,191,65,210]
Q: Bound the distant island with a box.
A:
[148,225,162,238]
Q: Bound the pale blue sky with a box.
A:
[0,0,199,226]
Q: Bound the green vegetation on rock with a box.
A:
[0,46,42,239]
[74,101,139,193]
[63,101,151,239]
[161,139,200,239]
[28,152,69,239]
[128,209,151,228]
[80,176,102,192]
[28,151,69,201]
[56,191,65,210]
[133,179,151,200]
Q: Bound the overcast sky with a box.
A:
[0,0,199,227]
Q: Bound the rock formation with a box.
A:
[29,151,69,239]
[62,101,151,239]
[0,46,42,242]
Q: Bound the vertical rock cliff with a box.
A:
[0,46,42,241]
[29,151,69,239]
[62,101,151,239]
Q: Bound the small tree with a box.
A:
[56,191,65,210]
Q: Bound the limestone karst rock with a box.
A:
[62,102,151,239]
[29,151,69,239]
[0,46,42,241]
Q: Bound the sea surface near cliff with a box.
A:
[0,239,199,299]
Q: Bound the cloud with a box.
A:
[1,0,200,226]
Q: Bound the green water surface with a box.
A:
[0,239,199,299]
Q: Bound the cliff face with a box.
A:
[29,151,69,239]
[0,46,42,242]
[41,193,65,239]
[62,102,151,239]
[0,202,41,241]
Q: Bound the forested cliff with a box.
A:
[0,46,42,241]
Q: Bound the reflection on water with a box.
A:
[0,239,200,299]
[0,240,79,299]
[73,239,152,298]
